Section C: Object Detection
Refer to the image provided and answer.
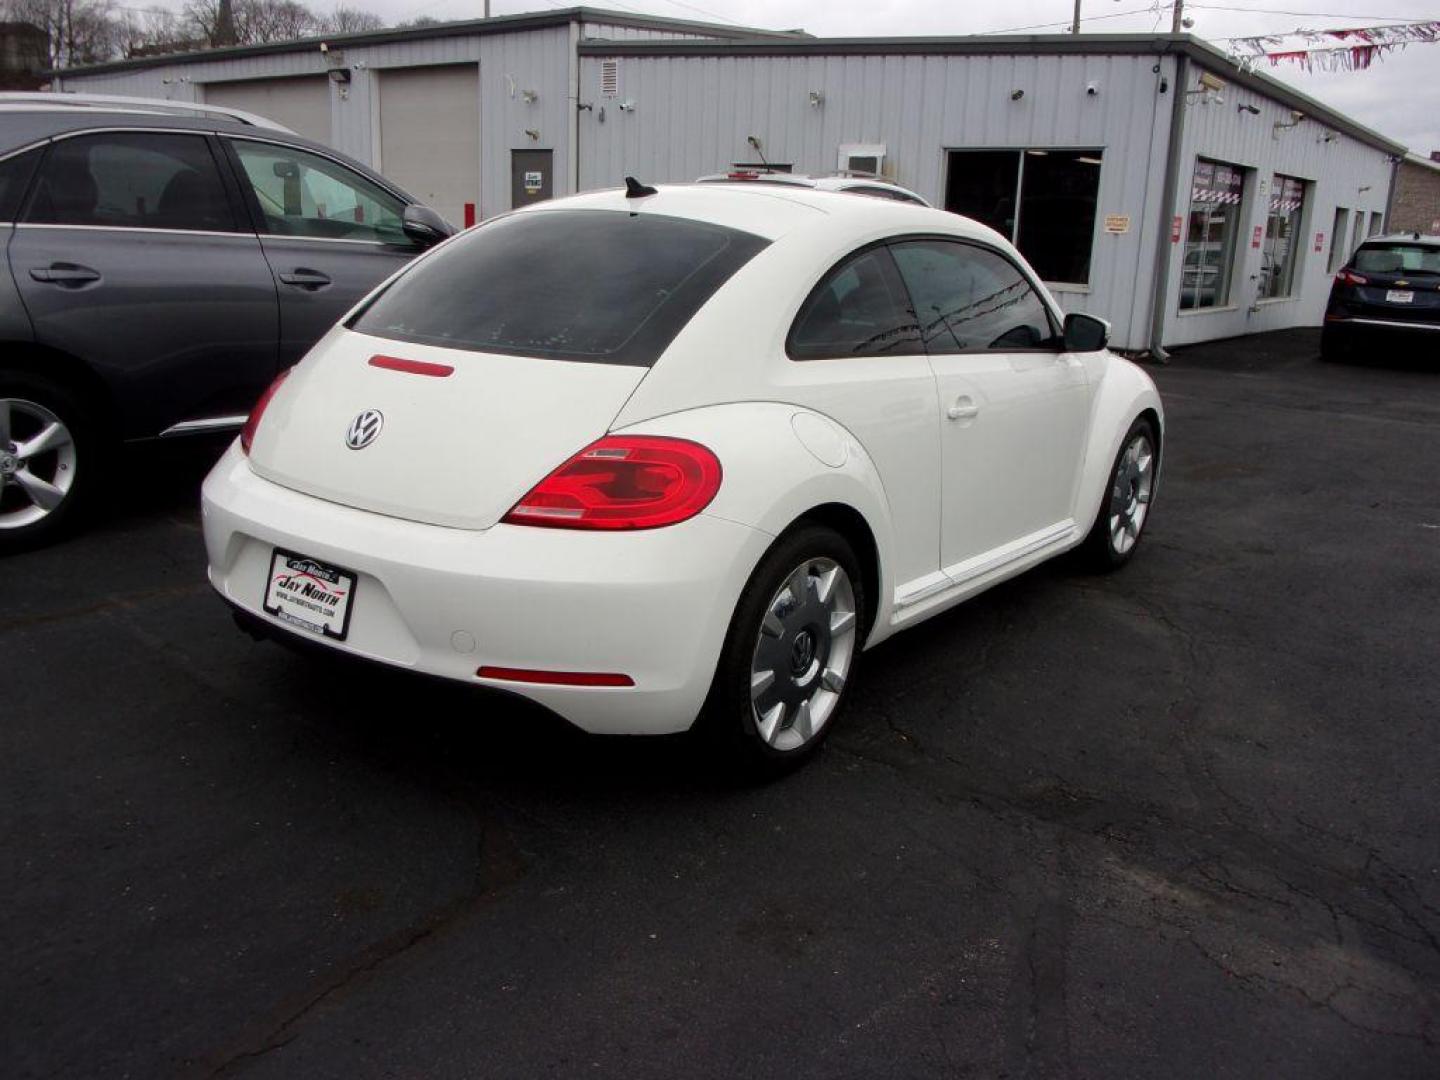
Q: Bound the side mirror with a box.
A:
[1063,312,1110,352]
[402,204,456,249]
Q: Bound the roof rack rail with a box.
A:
[0,92,295,133]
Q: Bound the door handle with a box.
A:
[947,396,980,421]
[277,269,332,290]
[30,263,101,286]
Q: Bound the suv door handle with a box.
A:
[277,269,332,290]
[947,396,980,421]
[30,263,101,286]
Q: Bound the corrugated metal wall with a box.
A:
[56,33,1401,349]
[576,51,1177,348]
[1161,65,1396,346]
[57,27,574,221]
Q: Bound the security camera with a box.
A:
[1290,109,1304,122]
[1086,82,1098,96]
[1010,89,1024,101]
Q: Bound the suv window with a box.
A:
[0,147,42,221]
[890,239,1057,353]
[231,139,408,244]
[1354,243,1440,276]
[350,209,768,367]
[788,247,920,360]
[24,132,237,232]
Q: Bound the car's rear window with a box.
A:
[350,209,768,366]
[1354,243,1440,275]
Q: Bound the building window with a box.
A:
[1260,173,1308,300]
[1180,158,1245,311]
[1328,207,1350,273]
[943,148,1103,285]
[1368,211,1384,237]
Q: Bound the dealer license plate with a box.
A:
[263,549,356,640]
[1386,289,1414,303]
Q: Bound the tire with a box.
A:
[1079,417,1157,571]
[699,524,866,777]
[0,371,98,553]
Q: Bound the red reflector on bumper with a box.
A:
[476,666,634,687]
[369,355,454,377]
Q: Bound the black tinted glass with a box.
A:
[1017,151,1101,284]
[891,239,1057,353]
[351,210,768,367]
[944,150,1020,239]
[25,132,237,232]
[0,148,41,220]
[1354,243,1440,275]
[788,247,920,360]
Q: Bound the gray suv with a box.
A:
[0,94,454,550]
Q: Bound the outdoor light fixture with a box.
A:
[1273,110,1304,137]
[618,100,637,112]
[521,89,538,104]
[1237,104,1260,115]
[1010,88,1025,100]
[326,68,351,85]
[808,90,824,108]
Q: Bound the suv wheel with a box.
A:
[0,372,95,552]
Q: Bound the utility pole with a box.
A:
[1071,0,1081,34]
[1172,0,1185,33]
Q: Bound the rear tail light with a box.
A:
[502,435,722,530]
[1336,270,1369,286]
[240,368,291,455]
[477,666,634,687]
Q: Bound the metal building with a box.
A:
[54,10,1408,352]
[53,8,795,226]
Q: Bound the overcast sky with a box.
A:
[223,0,1440,154]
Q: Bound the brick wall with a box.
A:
[1388,158,1440,235]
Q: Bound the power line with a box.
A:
[979,6,1170,35]
[649,0,749,28]
[1189,5,1422,20]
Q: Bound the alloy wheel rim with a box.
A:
[750,557,858,752]
[0,398,77,530]
[1108,432,1154,555]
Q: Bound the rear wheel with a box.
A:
[0,372,96,552]
[700,525,865,775]
[1080,418,1157,570]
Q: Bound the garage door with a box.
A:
[378,64,479,229]
[203,76,331,144]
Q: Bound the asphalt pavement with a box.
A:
[3,329,1438,1078]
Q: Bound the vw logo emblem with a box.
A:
[345,409,384,450]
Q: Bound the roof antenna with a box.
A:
[625,176,658,198]
[746,135,770,169]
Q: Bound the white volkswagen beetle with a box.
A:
[203,180,1162,770]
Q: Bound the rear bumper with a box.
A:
[202,443,772,735]
[1323,316,1440,356]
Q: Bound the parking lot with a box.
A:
[3,328,1437,1078]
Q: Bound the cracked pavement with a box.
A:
[3,329,1437,1078]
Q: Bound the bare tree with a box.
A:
[4,0,119,68]
[324,6,383,34]
[113,5,191,58]
[244,0,319,44]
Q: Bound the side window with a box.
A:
[890,239,1057,354]
[24,132,237,232]
[0,147,42,221]
[787,247,920,360]
[230,140,407,245]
